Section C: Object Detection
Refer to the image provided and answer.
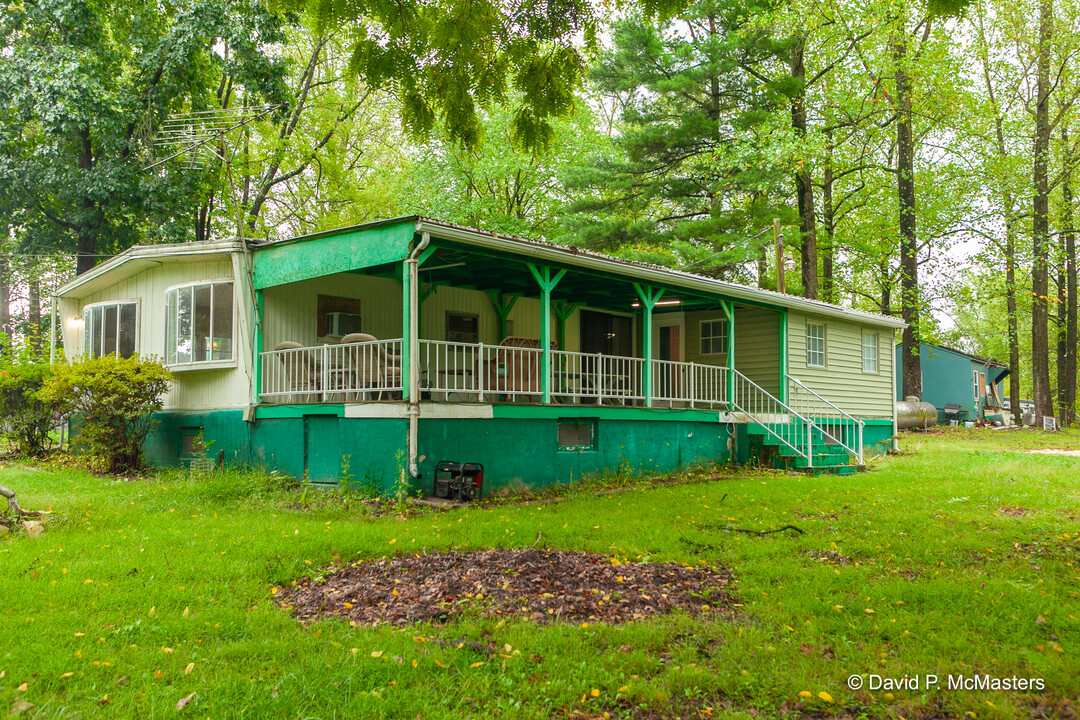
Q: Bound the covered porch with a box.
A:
[251,220,785,412]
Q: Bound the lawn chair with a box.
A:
[341,333,402,401]
[273,341,320,403]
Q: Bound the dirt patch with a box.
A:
[281,548,734,626]
[998,505,1035,517]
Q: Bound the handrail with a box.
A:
[728,368,815,466]
[786,374,864,463]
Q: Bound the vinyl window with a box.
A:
[165,282,234,366]
[806,322,826,367]
[699,319,728,355]
[862,331,878,373]
[83,302,138,359]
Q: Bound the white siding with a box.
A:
[788,311,895,418]
[60,255,251,411]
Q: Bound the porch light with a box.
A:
[630,299,681,308]
[783,257,797,274]
[71,316,84,328]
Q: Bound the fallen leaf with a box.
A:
[818,691,834,703]
[176,692,195,711]
[371,651,383,658]
[17,682,27,692]
[60,672,74,678]
[590,688,600,698]
[470,661,484,668]
[798,690,812,699]
[184,663,194,675]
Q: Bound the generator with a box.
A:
[433,461,484,501]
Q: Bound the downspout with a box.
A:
[406,231,431,479]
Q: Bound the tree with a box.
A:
[564,0,794,279]
[0,0,292,273]
[295,0,597,153]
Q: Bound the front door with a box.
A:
[656,318,683,400]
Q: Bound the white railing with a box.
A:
[551,350,645,404]
[649,360,728,408]
[730,369,814,466]
[787,375,864,463]
[419,340,544,403]
[260,339,402,403]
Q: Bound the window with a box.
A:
[83,302,137,358]
[699,319,728,355]
[558,418,597,451]
[806,322,826,367]
[862,331,878,372]
[165,282,234,366]
[446,312,479,344]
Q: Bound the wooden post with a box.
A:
[774,218,785,294]
[722,298,735,407]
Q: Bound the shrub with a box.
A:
[0,363,57,456]
[39,355,173,474]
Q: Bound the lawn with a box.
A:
[1,428,1078,719]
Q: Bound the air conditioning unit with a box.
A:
[325,312,363,337]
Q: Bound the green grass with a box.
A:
[1,428,1079,719]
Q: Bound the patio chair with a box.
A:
[272,341,320,403]
[340,333,402,401]
[479,336,556,402]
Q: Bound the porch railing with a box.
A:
[786,374,864,463]
[551,350,645,404]
[649,359,728,409]
[260,338,403,403]
[729,369,814,466]
[419,340,544,403]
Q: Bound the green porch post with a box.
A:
[633,284,665,407]
[778,310,789,402]
[553,300,582,351]
[253,289,264,405]
[721,299,735,408]
[527,264,566,404]
[487,291,519,342]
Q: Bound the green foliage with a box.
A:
[563,0,794,276]
[288,0,597,153]
[39,355,173,474]
[0,362,56,456]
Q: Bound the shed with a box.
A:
[895,342,1009,422]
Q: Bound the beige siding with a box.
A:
[60,255,251,411]
[263,279,582,350]
[683,308,780,395]
[788,312,894,418]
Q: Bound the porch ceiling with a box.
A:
[395,243,731,314]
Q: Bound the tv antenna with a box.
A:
[143,104,283,172]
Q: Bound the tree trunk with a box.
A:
[0,232,9,356]
[1061,126,1078,426]
[895,37,921,399]
[790,36,819,300]
[1005,212,1022,425]
[76,125,100,276]
[821,134,836,304]
[28,276,41,356]
[1032,0,1054,422]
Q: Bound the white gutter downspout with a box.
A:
[405,231,431,479]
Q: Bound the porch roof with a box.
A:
[251,217,906,330]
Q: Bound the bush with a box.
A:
[39,355,173,474]
[0,363,58,456]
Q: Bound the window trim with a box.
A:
[163,279,237,370]
[699,318,729,356]
[806,321,826,368]
[861,331,879,373]
[82,300,140,359]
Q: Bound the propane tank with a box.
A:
[896,396,937,429]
